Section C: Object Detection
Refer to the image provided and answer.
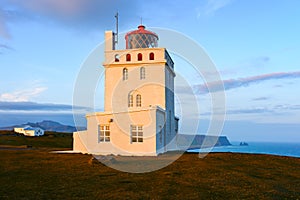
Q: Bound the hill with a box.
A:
[0,132,299,199]
[0,120,79,133]
[0,151,299,199]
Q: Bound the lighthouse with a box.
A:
[73,24,179,156]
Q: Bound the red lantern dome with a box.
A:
[125,25,158,49]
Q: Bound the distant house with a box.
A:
[14,126,44,137]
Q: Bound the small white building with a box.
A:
[14,126,44,137]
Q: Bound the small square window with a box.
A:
[131,125,143,143]
[98,125,110,143]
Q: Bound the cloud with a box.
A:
[200,107,273,116]
[0,101,92,127]
[198,0,234,17]
[1,0,140,37]
[227,108,273,115]
[196,71,300,94]
[252,97,269,101]
[274,104,300,111]
[238,56,270,69]
[0,101,88,112]
[222,104,300,116]
[258,56,270,63]
[0,87,47,102]
[0,8,11,39]
[0,43,14,54]
[0,20,10,39]
[0,44,12,49]
[200,103,300,119]
[249,56,270,67]
[11,0,89,17]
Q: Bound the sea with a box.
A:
[187,142,300,158]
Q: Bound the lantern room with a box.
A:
[125,25,158,49]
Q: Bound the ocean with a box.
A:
[187,142,300,158]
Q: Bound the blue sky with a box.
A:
[0,0,300,142]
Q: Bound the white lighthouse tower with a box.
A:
[73,24,179,156]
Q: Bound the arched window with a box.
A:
[123,68,128,80]
[138,53,142,61]
[136,94,141,107]
[126,54,131,61]
[149,52,154,60]
[140,67,145,80]
[115,54,120,62]
[128,94,133,107]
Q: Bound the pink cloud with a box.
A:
[196,71,300,94]
[0,9,11,39]
[7,0,134,20]
[1,0,138,36]
[9,0,88,16]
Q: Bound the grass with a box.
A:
[0,130,72,149]
[0,130,299,199]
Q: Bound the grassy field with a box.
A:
[0,130,72,148]
[0,130,300,199]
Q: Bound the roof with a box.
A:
[125,25,158,39]
[22,126,44,131]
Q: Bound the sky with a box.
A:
[0,0,300,142]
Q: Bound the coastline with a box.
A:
[187,141,300,158]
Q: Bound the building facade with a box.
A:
[14,126,44,137]
[73,25,179,156]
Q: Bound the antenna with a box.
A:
[114,12,119,45]
[140,17,143,25]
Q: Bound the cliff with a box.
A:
[176,134,231,150]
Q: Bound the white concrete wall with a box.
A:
[156,109,166,154]
[104,31,115,51]
[24,130,35,137]
[73,131,88,153]
[74,108,160,156]
[103,48,167,113]
[164,64,177,150]
[73,31,178,156]
[14,128,24,134]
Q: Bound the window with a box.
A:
[98,125,110,142]
[131,125,143,143]
[128,94,133,107]
[126,54,131,61]
[123,68,128,80]
[140,67,145,80]
[136,94,141,107]
[115,54,120,62]
[149,52,154,60]
[138,53,143,61]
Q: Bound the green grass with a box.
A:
[0,130,72,149]
[0,131,300,199]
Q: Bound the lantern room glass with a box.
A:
[127,33,158,49]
